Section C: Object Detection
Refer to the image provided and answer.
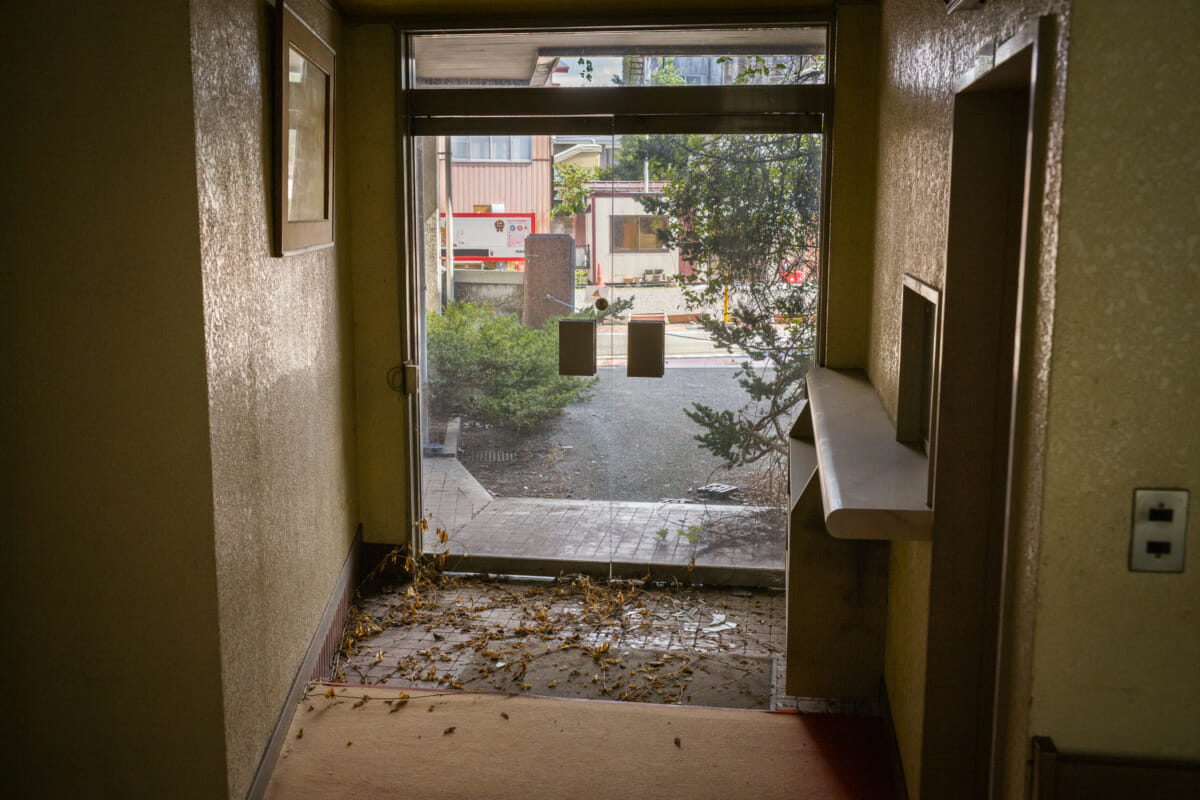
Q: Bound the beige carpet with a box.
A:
[266,685,896,799]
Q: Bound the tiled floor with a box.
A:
[332,574,880,715]
[421,456,785,584]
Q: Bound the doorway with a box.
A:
[922,26,1050,799]
[403,30,828,587]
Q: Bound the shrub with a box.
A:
[426,302,597,430]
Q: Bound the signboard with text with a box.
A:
[439,213,535,262]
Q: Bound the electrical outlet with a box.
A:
[1130,489,1188,573]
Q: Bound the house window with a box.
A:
[450,135,533,162]
[611,215,667,251]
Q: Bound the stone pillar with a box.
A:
[523,234,575,329]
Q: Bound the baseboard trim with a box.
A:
[880,677,910,800]
[1030,736,1200,799]
[245,528,361,800]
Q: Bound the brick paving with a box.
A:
[421,456,785,585]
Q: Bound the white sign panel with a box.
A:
[441,213,535,261]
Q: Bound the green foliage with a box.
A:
[426,302,597,430]
[552,163,601,218]
[649,57,686,86]
[719,54,827,86]
[576,57,595,83]
[605,134,704,183]
[636,133,824,469]
[569,295,634,325]
[653,525,701,543]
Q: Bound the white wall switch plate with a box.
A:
[1130,489,1188,573]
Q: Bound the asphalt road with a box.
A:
[543,364,772,502]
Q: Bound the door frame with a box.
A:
[922,18,1055,800]
[394,18,836,545]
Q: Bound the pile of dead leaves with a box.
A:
[331,543,738,705]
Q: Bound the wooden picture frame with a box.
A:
[274,5,335,256]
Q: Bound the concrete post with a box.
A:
[523,234,575,328]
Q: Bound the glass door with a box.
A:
[602,132,821,583]
[415,126,620,579]
[406,27,828,587]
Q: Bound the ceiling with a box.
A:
[335,0,834,19]
[411,27,826,84]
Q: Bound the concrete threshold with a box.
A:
[423,551,785,589]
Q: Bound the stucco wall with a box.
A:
[1030,0,1200,763]
[867,2,1071,796]
[345,22,413,545]
[0,1,228,796]
[822,2,879,369]
[190,1,358,796]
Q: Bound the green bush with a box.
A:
[426,302,597,430]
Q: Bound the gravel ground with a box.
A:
[458,365,775,503]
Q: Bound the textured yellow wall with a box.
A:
[869,2,1071,797]
[190,0,359,796]
[345,23,413,545]
[823,2,879,369]
[0,1,228,796]
[1030,0,1200,762]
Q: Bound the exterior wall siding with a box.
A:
[448,135,553,235]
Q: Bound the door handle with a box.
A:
[558,319,596,376]
[387,361,421,395]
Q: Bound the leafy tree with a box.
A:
[716,54,827,86]
[649,57,686,86]
[552,163,601,218]
[639,133,823,472]
[426,302,596,430]
[605,133,703,183]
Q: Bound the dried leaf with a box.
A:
[323,688,335,699]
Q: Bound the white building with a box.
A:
[578,181,689,285]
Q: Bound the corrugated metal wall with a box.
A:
[448,135,552,234]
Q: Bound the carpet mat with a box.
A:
[266,685,896,799]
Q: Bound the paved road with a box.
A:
[543,364,774,502]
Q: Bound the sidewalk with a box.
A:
[421,455,784,587]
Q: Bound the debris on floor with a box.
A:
[329,549,787,709]
[695,483,740,499]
